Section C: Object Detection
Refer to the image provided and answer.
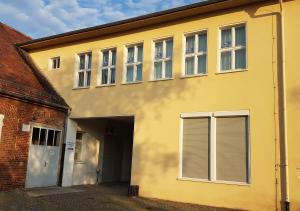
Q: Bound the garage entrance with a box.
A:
[25,126,62,188]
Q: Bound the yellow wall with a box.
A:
[28,1,300,210]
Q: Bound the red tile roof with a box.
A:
[0,22,68,109]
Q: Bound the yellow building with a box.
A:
[18,0,300,210]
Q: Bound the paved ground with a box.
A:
[0,183,241,211]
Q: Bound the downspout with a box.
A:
[278,0,290,210]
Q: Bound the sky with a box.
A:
[0,0,201,39]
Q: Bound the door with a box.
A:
[26,127,62,188]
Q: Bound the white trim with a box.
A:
[183,30,208,76]
[151,37,173,80]
[179,110,250,184]
[30,125,62,147]
[123,43,143,83]
[49,56,60,70]
[178,177,250,186]
[98,48,117,85]
[218,23,247,72]
[74,51,92,88]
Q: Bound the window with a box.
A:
[0,114,4,142]
[100,49,116,85]
[125,44,143,83]
[31,126,61,147]
[180,111,250,184]
[153,39,173,80]
[51,57,60,69]
[76,52,92,88]
[74,132,84,162]
[184,31,207,75]
[220,24,246,71]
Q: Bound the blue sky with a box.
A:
[0,0,201,39]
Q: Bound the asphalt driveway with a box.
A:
[0,183,240,211]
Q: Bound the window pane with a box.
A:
[137,45,143,62]
[198,55,207,74]
[52,59,57,69]
[185,57,194,75]
[165,60,172,78]
[166,40,173,58]
[126,65,134,82]
[39,128,46,145]
[155,42,163,59]
[136,64,142,81]
[127,47,134,63]
[102,51,109,66]
[186,36,195,54]
[110,68,116,84]
[86,71,91,86]
[47,130,54,146]
[78,72,84,87]
[87,53,92,69]
[216,116,248,183]
[101,68,108,84]
[182,118,210,179]
[74,141,82,161]
[54,131,61,146]
[79,54,85,69]
[57,58,60,68]
[221,29,232,48]
[154,62,162,79]
[76,132,82,140]
[221,51,232,71]
[32,127,40,145]
[198,33,207,52]
[111,50,116,65]
[235,26,246,46]
[235,49,246,69]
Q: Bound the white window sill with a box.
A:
[148,78,173,82]
[177,177,250,186]
[96,84,116,88]
[121,81,143,85]
[74,161,85,164]
[180,73,208,79]
[72,86,90,90]
[216,69,248,74]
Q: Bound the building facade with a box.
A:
[19,0,300,210]
[0,23,69,190]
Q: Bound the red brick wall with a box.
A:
[0,95,66,191]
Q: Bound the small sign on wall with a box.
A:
[66,142,75,151]
[22,124,30,132]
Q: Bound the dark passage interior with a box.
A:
[100,117,134,183]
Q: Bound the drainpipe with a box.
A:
[278,0,290,210]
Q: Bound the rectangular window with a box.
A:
[125,44,143,83]
[153,39,173,80]
[220,24,246,71]
[180,111,249,184]
[51,57,60,69]
[76,52,92,88]
[31,126,61,147]
[74,132,84,162]
[184,31,207,75]
[100,49,116,85]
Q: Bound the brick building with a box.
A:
[0,23,69,190]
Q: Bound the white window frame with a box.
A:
[75,52,92,88]
[152,38,173,80]
[179,110,250,185]
[0,114,4,142]
[49,57,60,70]
[218,23,247,72]
[30,126,62,147]
[183,30,208,76]
[123,43,143,83]
[99,48,117,86]
[74,131,84,163]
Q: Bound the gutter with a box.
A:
[278,0,290,210]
